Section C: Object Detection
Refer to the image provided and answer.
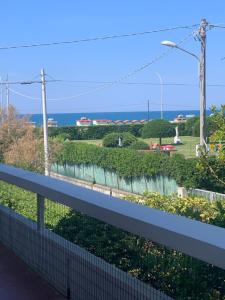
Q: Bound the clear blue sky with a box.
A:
[1,0,225,114]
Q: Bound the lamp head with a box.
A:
[161,40,177,48]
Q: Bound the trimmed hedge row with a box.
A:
[55,142,225,192]
[48,124,144,140]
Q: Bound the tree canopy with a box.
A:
[141,119,175,144]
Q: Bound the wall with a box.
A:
[51,163,178,195]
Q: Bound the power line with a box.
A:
[6,29,203,102]
[49,79,225,87]
[0,24,198,51]
[8,87,40,100]
[209,24,225,29]
[4,78,225,87]
[7,46,183,101]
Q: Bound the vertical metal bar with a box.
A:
[41,68,50,176]
[37,194,45,231]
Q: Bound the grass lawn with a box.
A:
[72,136,200,158]
[142,136,200,158]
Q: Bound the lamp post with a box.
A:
[161,19,208,151]
[155,72,163,119]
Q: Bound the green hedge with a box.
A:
[55,142,225,192]
[128,140,149,150]
[48,124,144,140]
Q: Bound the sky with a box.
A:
[1,0,225,114]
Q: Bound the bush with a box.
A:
[184,117,200,136]
[1,181,225,299]
[55,142,225,192]
[141,120,175,144]
[102,132,137,148]
[129,140,149,150]
[48,124,144,140]
[54,192,225,299]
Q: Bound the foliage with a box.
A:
[1,176,225,299]
[141,119,175,144]
[48,124,144,140]
[53,192,225,299]
[102,132,137,148]
[183,116,200,136]
[4,126,44,173]
[209,105,225,161]
[0,105,62,173]
[0,106,30,160]
[55,142,225,192]
[128,140,149,150]
[198,106,225,189]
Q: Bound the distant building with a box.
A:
[140,119,148,124]
[113,120,124,125]
[123,120,133,125]
[76,117,148,126]
[48,118,58,127]
[76,117,93,126]
[26,121,36,128]
[92,119,113,126]
[170,115,187,124]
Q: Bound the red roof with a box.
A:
[94,120,112,123]
[78,120,92,123]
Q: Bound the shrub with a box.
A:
[184,117,200,136]
[1,181,225,299]
[55,142,225,192]
[141,120,175,144]
[54,192,225,299]
[129,140,149,150]
[102,132,137,148]
[48,124,144,140]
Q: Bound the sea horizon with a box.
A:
[29,109,211,126]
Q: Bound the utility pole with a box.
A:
[147,99,150,121]
[0,77,3,111]
[6,75,9,115]
[41,68,50,176]
[198,18,208,149]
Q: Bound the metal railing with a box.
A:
[188,188,225,201]
[0,164,225,299]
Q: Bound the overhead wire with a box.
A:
[47,79,225,87]
[0,24,199,51]
[7,28,198,101]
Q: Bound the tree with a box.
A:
[0,106,30,160]
[4,126,44,172]
[184,117,200,136]
[141,119,175,145]
[199,105,225,188]
[0,105,61,173]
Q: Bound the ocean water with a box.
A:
[29,110,210,126]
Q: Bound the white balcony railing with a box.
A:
[0,163,225,299]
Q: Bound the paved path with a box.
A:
[0,243,65,300]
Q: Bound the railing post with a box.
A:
[37,194,45,231]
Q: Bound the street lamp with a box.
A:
[161,19,208,152]
[155,72,163,119]
[161,41,199,61]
